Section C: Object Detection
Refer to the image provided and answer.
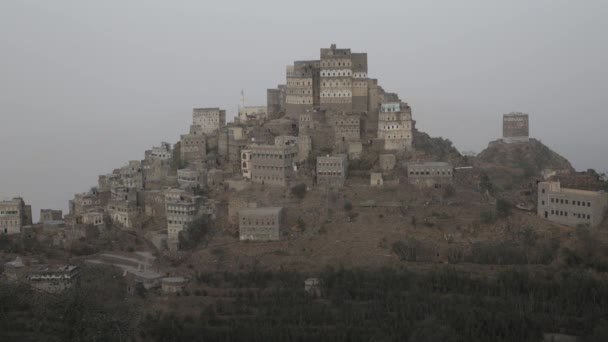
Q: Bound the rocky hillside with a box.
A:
[474,139,574,191]
[412,129,467,167]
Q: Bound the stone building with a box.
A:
[142,158,172,190]
[502,112,529,143]
[316,154,348,186]
[192,107,226,134]
[161,277,188,293]
[239,207,283,241]
[82,210,105,226]
[1,197,32,235]
[119,160,144,189]
[285,60,319,117]
[3,257,26,280]
[207,169,224,189]
[28,265,79,293]
[145,142,173,161]
[537,181,608,227]
[370,173,384,186]
[218,125,248,173]
[331,113,361,144]
[180,125,207,162]
[107,186,139,229]
[267,85,286,119]
[238,106,267,123]
[164,189,212,246]
[177,168,206,189]
[379,154,396,171]
[320,44,368,113]
[40,209,62,223]
[249,143,298,186]
[406,162,453,188]
[241,149,252,179]
[377,102,413,150]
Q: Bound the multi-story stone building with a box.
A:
[406,162,453,188]
[316,155,348,186]
[180,125,207,162]
[378,102,413,150]
[164,189,215,247]
[241,149,252,179]
[28,265,79,293]
[537,181,608,227]
[320,44,369,113]
[502,112,529,143]
[40,209,62,223]
[267,85,286,119]
[192,107,226,134]
[0,197,32,235]
[285,60,319,118]
[177,168,205,189]
[119,160,144,189]
[238,207,282,241]
[249,143,298,186]
[107,186,139,229]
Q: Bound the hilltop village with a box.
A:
[1,44,608,296]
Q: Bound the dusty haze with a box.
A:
[1,0,607,220]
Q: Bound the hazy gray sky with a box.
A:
[1,0,607,220]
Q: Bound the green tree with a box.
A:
[179,215,211,249]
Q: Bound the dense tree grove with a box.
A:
[139,267,608,342]
[3,265,608,341]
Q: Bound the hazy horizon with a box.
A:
[1,0,607,220]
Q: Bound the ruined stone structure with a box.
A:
[377,102,413,151]
[219,125,248,173]
[180,125,207,162]
[82,210,105,226]
[238,207,282,241]
[316,155,348,186]
[407,162,453,188]
[40,209,62,223]
[146,142,173,161]
[207,169,224,189]
[379,154,396,171]
[502,112,529,143]
[238,106,267,123]
[192,108,226,134]
[267,85,286,119]
[0,197,32,235]
[249,143,297,187]
[537,181,608,227]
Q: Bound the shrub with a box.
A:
[343,201,353,212]
[290,183,307,199]
[496,198,512,218]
